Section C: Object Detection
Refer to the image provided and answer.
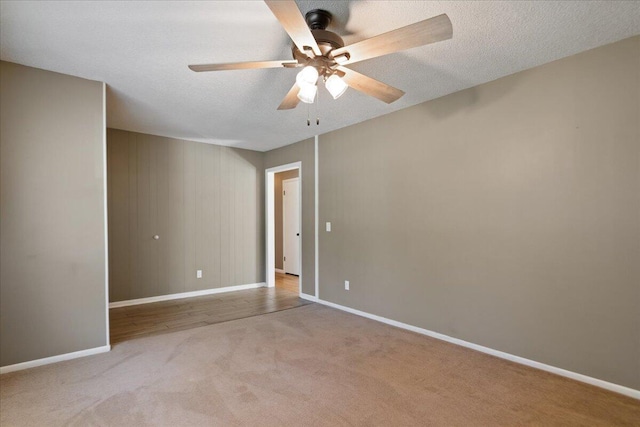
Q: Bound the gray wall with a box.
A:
[0,61,107,366]
[274,169,299,270]
[107,129,264,302]
[318,37,640,389]
[265,138,315,296]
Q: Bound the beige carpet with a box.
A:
[1,304,638,426]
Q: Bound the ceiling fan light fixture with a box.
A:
[325,74,348,99]
[189,5,452,111]
[296,66,319,87]
[297,83,317,103]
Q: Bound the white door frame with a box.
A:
[265,162,302,293]
[282,177,300,276]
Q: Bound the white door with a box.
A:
[283,178,300,275]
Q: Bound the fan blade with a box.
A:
[337,66,404,104]
[331,14,452,65]
[278,83,301,110]
[189,60,299,72]
[265,0,322,57]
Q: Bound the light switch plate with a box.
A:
[326,222,331,232]
[196,270,202,279]
[345,280,349,290]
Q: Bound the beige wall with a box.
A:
[264,138,315,295]
[318,37,640,389]
[0,61,107,366]
[107,129,264,302]
[274,169,299,270]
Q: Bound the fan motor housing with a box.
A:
[292,30,344,60]
[292,9,344,67]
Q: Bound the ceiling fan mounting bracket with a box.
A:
[305,9,332,30]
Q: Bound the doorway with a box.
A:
[266,162,302,294]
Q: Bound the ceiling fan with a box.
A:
[188,1,452,110]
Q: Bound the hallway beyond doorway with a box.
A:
[275,272,299,293]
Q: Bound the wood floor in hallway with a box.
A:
[109,287,311,344]
[275,271,299,293]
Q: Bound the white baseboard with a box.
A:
[109,282,267,308]
[314,298,640,400]
[0,345,111,375]
[275,268,285,274]
[299,293,318,302]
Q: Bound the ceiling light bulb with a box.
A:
[325,74,348,99]
[297,83,317,104]
[296,66,319,87]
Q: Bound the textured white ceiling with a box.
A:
[1,1,639,151]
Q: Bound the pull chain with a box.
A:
[316,81,320,125]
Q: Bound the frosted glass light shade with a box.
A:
[325,74,348,99]
[297,83,317,103]
[296,66,319,86]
